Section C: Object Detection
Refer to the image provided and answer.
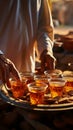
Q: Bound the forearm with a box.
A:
[36,0,54,58]
[36,32,54,58]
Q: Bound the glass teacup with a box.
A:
[49,78,66,98]
[27,82,48,105]
[34,74,51,93]
[63,75,73,93]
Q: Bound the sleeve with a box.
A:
[36,0,54,59]
[0,50,4,55]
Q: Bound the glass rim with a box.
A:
[27,81,48,88]
[44,69,62,75]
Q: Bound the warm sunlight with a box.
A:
[52,0,73,27]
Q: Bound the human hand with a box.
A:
[0,54,21,87]
[40,50,56,72]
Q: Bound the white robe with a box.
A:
[0,0,54,72]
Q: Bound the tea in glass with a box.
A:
[44,69,62,78]
[63,76,73,93]
[9,78,27,98]
[49,78,66,98]
[34,74,51,93]
[27,82,48,105]
[20,72,34,84]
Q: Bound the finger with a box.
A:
[9,61,21,80]
[41,58,45,72]
[0,56,12,85]
[46,55,55,70]
[46,61,54,70]
[0,55,11,84]
[0,67,6,84]
[0,60,6,84]
[4,64,11,88]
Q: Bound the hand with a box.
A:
[40,50,56,72]
[0,54,21,86]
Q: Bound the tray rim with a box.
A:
[0,84,73,111]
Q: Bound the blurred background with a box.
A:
[51,0,73,27]
[49,0,73,71]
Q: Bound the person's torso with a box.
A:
[0,0,41,72]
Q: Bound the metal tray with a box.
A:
[0,84,73,111]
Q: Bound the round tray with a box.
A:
[0,84,73,111]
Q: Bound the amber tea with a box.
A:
[27,82,48,105]
[20,72,34,84]
[34,74,51,93]
[9,78,27,98]
[63,76,73,93]
[49,78,66,98]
